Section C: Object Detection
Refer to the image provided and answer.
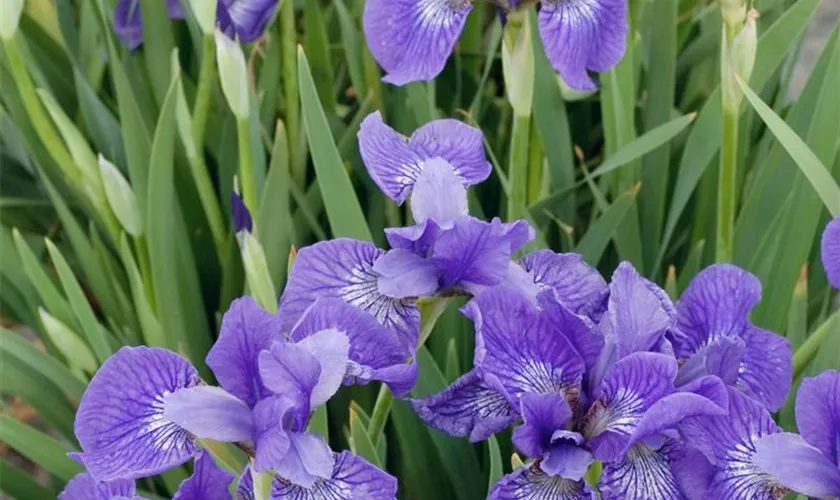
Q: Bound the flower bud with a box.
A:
[720,0,747,30]
[722,10,758,114]
[99,155,143,236]
[215,29,250,121]
[502,10,534,117]
[0,0,24,40]
[232,192,276,311]
[39,307,97,377]
[188,0,216,36]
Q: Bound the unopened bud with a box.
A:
[0,0,24,39]
[722,10,758,114]
[99,155,143,236]
[240,231,277,313]
[215,30,250,120]
[720,0,747,30]
[188,0,216,36]
[502,10,534,117]
[39,308,97,377]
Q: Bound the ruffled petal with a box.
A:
[207,296,283,407]
[273,432,334,489]
[680,388,785,499]
[218,0,278,43]
[796,370,840,464]
[736,326,791,412]
[489,465,594,500]
[409,158,469,228]
[172,449,235,500]
[600,440,713,500]
[538,294,603,369]
[291,298,417,397]
[59,473,138,500]
[673,264,762,358]
[357,112,427,203]
[373,249,440,299]
[754,432,840,498]
[73,346,200,481]
[362,0,472,85]
[821,215,840,289]
[409,369,517,441]
[253,397,295,473]
[384,220,441,256]
[468,288,585,404]
[294,330,351,407]
[537,0,627,90]
[512,392,574,458]
[582,352,677,463]
[279,238,420,350]
[163,386,254,442]
[625,392,726,451]
[271,451,397,499]
[409,119,492,185]
[519,251,607,315]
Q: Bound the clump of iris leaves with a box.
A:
[0,1,838,500]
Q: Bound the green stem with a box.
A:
[526,116,543,205]
[367,385,393,447]
[716,106,738,263]
[237,118,257,213]
[3,35,78,184]
[507,113,531,221]
[281,0,302,184]
[192,34,216,152]
[793,311,840,379]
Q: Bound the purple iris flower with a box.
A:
[822,215,840,289]
[362,0,627,90]
[668,264,793,411]
[357,112,535,297]
[60,449,233,500]
[114,0,278,49]
[70,296,407,496]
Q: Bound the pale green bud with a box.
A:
[38,307,97,377]
[0,0,24,39]
[239,231,277,313]
[215,30,250,120]
[188,0,216,35]
[720,0,747,29]
[722,10,757,114]
[99,155,143,236]
[502,10,534,117]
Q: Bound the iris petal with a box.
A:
[271,451,398,500]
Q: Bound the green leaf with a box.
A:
[0,416,83,482]
[308,404,329,442]
[45,238,113,363]
[736,75,840,216]
[334,0,366,102]
[0,458,56,500]
[487,435,503,493]
[297,47,373,242]
[37,307,97,376]
[303,0,337,112]
[139,0,176,105]
[258,121,294,289]
[118,234,165,347]
[576,185,640,265]
[0,327,85,400]
[349,405,383,467]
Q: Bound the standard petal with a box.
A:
[796,370,840,464]
[754,432,840,498]
[519,251,607,315]
[409,369,517,442]
[357,112,427,203]
[113,0,143,50]
[258,342,320,411]
[736,326,792,412]
[538,294,603,369]
[218,0,278,43]
[294,329,351,407]
[59,473,138,500]
[821,215,840,288]
[272,432,335,489]
[582,352,677,463]
[409,157,468,228]
[253,397,295,473]
[271,451,398,500]
[625,392,727,450]
[600,440,713,500]
[468,289,585,404]
[673,263,762,358]
[291,298,417,396]
[384,220,441,256]
[279,239,420,350]
[512,392,574,458]
[163,386,254,442]
[172,449,235,500]
[409,119,492,185]
[680,388,786,499]
[372,249,440,299]
[362,0,472,85]
[73,346,199,481]
[207,296,283,407]
[538,0,627,91]
[489,465,595,500]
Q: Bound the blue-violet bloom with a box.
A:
[821,215,840,289]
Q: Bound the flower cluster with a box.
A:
[115,0,278,49]
[362,0,627,90]
[62,110,840,499]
